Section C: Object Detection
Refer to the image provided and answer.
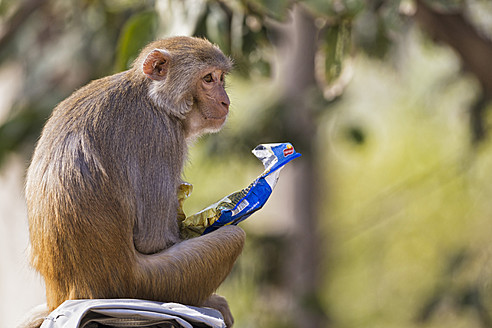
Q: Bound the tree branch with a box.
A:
[0,0,46,52]
[414,0,492,141]
[415,1,492,95]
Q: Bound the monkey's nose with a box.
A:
[217,87,230,114]
[220,92,230,111]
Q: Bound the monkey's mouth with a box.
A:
[204,113,228,122]
[206,115,227,121]
[205,115,227,131]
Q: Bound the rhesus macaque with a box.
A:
[24,36,245,327]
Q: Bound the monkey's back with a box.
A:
[25,71,186,308]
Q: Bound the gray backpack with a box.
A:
[39,299,225,328]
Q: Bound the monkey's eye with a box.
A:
[203,74,213,83]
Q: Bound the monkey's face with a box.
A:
[183,68,230,138]
[197,69,230,124]
[139,38,233,139]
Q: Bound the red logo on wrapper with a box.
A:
[283,145,294,157]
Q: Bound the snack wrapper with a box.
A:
[178,143,301,239]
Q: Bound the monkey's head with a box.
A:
[134,37,233,139]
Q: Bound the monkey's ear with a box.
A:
[142,49,171,81]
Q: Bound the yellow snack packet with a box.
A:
[178,143,301,239]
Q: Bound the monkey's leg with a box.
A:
[37,220,244,315]
[134,225,245,306]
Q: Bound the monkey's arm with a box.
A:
[134,225,245,305]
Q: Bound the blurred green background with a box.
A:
[1,0,492,327]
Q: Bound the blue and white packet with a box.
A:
[178,143,301,238]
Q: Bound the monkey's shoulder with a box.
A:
[54,71,144,117]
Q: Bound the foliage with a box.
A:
[114,9,158,72]
[0,0,359,162]
[1,0,491,162]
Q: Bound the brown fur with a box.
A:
[25,36,244,327]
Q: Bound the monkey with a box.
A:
[23,36,245,327]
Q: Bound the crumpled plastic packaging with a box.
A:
[178,143,301,239]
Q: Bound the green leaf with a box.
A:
[246,0,292,21]
[114,10,158,72]
[316,20,352,88]
[302,0,365,18]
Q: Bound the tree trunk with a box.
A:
[276,5,328,327]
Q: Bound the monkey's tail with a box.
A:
[16,304,49,328]
[133,225,246,306]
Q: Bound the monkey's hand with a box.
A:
[201,294,234,327]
